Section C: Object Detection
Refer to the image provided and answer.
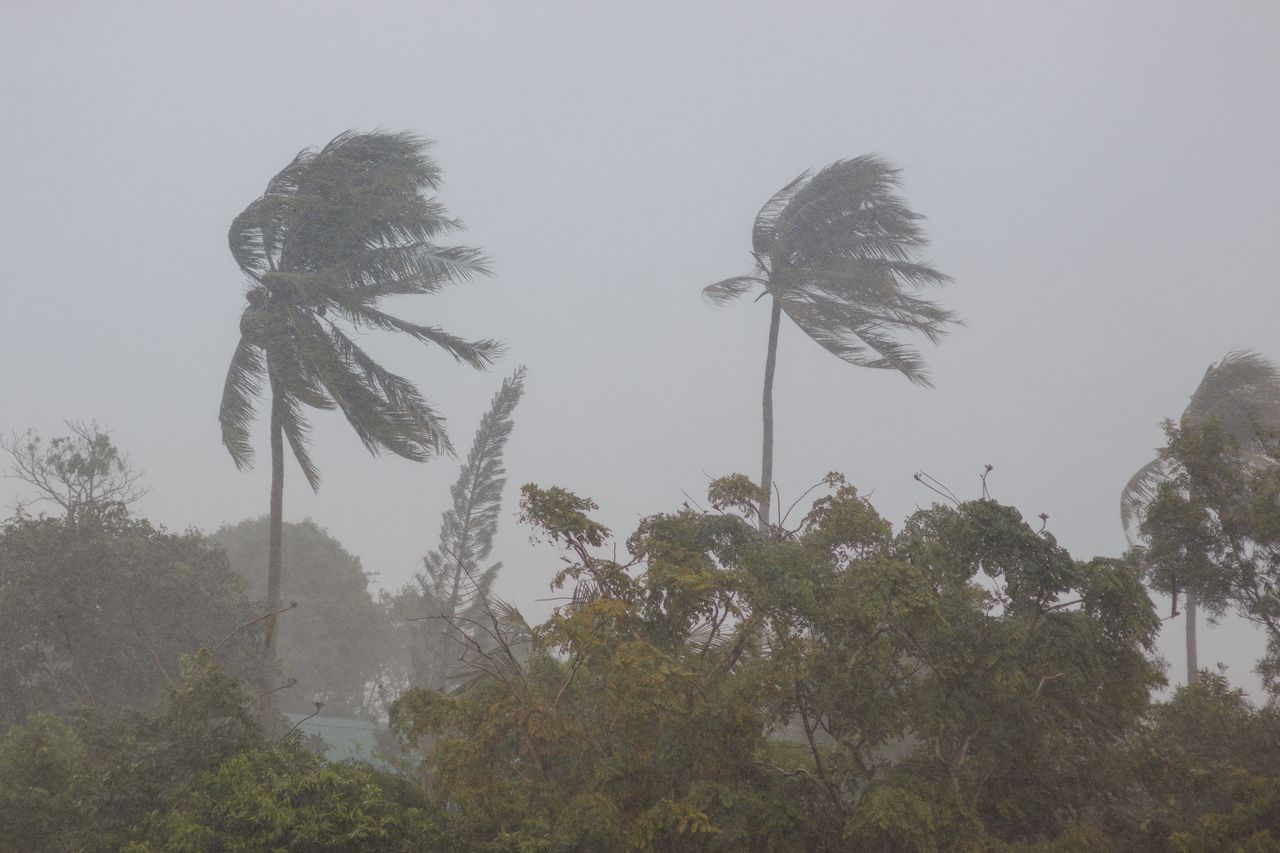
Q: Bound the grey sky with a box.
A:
[3,1,1278,694]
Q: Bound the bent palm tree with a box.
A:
[219,130,501,703]
[704,157,958,529]
[1121,349,1280,684]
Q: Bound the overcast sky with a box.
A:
[3,0,1278,694]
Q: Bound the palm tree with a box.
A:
[1121,349,1280,685]
[703,157,958,529]
[219,130,501,704]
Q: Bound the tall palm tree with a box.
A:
[1121,349,1280,685]
[704,157,958,529]
[219,130,501,703]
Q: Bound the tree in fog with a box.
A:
[0,514,255,731]
[397,367,526,691]
[209,518,396,718]
[1121,348,1280,684]
[218,130,501,705]
[703,157,957,529]
[1,421,146,525]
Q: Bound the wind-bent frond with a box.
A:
[343,307,504,370]
[290,313,449,462]
[414,367,527,688]
[218,337,266,470]
[277,391,322,492]
[752,171,808,257]
[702,275,762,307]
[486,597,531,642]
[706,155,956,383]
[1120,456,1173,546]
[1184,349,1280,446]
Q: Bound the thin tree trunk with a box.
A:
[1185,591,1198,687]
[758,297,783,532]
[262,386,286,723]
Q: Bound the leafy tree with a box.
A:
[209,518,397,718]
[1139,418,1280,698]
[703,158,957,528]
[394,367,526,691]
[391,475,1161,850]
[1121,349,1280,683]
[0,514,256,732]
[0,421,146,525]
[0,650,262,851]
[1130,672,1280,843]
[130,746,442,852]
[218,130,501,703]
[0,647,442,851]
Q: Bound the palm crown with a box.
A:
[1121,349,1280,544]
[219,130,501,489]
[704,155,957,385]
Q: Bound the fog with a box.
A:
[3,0,1278,701]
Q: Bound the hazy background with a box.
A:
[3,1,1277,694]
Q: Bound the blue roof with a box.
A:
[283,713,387,766]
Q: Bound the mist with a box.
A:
[3,2,1280,849]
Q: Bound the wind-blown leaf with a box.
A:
[1120,456,1172,546]
[702,276,761,307]
[218,337,266,470]
[277,392,321,493]
[752,171,808,257]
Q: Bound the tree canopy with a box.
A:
[209,517,396,718]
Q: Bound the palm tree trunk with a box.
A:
[759,297,783,531]
[262,386,285,720]
[1185,591,1199,687]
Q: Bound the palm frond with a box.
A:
[1120,456,1172,546]
[277,391,321,492]
[295,316,450,462]
[218,337,266,469]
[779,293,937,385]
[344,307,504,370]
[1184,348,1280,446]
[485,597,531,641]
[752,170,809,257]
[702,275,762,307]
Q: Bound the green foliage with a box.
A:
[392,476,1165,850]
[0,714,83,850]
[1137,419,1280,694]
[0,650,261,851]
[0,514,256,731]
[0,421,147,525]
[209,517,396,717]
[131,747,441,851]
[3,468,1279,849]
[395,368,527,692]
[519,484,611,550]
[0,647,444,851]
[1167,773,1280,852]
